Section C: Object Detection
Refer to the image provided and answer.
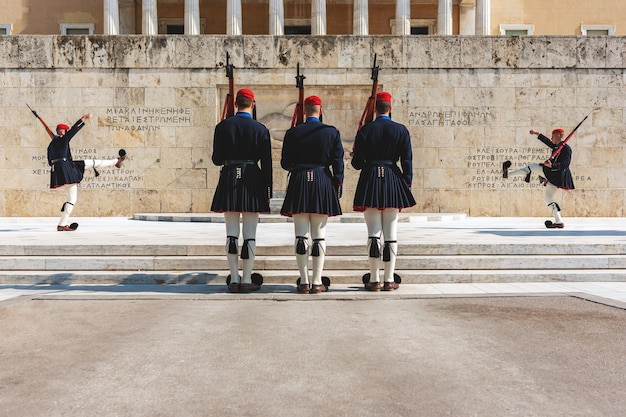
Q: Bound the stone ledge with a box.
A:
[131,212,468,223]
[2,269,626,286]
[1,35,623,70]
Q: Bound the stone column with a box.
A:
[395,0,410,35]
[142,0,158,35]
[311,0,327,35]
[103,0,120,35]
[475,0,490,35]
[459,0,475,35]
[353,0,368,35]
[227,0,242,35]
[437,0,452,35]
[269,0,284,35]
[185,0,200,34]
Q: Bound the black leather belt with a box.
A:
[366,160,395,166]
[223,160,255,166]
[293,164,325,169]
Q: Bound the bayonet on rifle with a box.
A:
[551,108,595,161]
[27,103,55,139]
[358,54,380,130]
[221,52,235,120]
[291,63,306,127]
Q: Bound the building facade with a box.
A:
[0,2,625,218]
[1,1,625,37]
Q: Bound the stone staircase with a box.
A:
[1,214,625,286]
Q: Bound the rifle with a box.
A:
[291,63,306,127]
[26,103,55,139]
[551,108,595,161]
[220,52,235,120]
[358,54,380,130]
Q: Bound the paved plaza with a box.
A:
[1,216,625,416]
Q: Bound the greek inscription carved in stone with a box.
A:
[407,108,493,127]
[105,107,192,131]
[467,147,549,189]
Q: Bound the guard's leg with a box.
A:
[310,213,329,292]
[293,214,311,290]
[544,183,564,228]
[224,212,241,286]
[83,158,121,176]
[58,184,78,229]
[382,208,400,290]
[83,159,120,169]
[364,208,383,289]
[506,163,543,183]
[240,212,259,285]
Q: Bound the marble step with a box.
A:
[2,254,626,272]
[1,243,623,257]
[2,269,626,286]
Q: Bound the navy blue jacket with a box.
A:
[351,116,412,186]
[281,118,344,187]
[48,118,86,188]
[538,134,575,190]
[212,112,273,197]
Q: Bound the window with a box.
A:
[390,19,436,35]
[158,18,206,34]
[411,27,429,35]
[60,24,94,35]
[500,24,534,36]
[167,24,185,34]
[581,25,614,36]
[285,26,311,35]
[0,24,12,35]
[284,19,310,35]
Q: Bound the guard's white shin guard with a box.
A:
[227,251,239,284]
[83,159,119,169]
[224,212,241,283]
[58,184,77,226]
[296,237,309,284]
[240,213,259,284]
[549,202,563,224]
[383,241,398,282]
[311,239,326,286]
[368,237,381,282]
[241,239,256,284]
[508,165,531,176]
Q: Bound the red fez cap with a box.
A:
[57,123,70,131]
[236,88,255,100]
[552,128,565,134]
[304,95,322,106]
[376,91,392,103]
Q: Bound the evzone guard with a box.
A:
[29,106,126,231]
[502,128,574,228]
[352,91,416,291]
[280,95,344,294]
[211,88,272,293]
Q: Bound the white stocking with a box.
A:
[58,184,78,226]
[364,208,383,282]
[241,212,259,284]
[544,184,563,224]
[310,214,328,286]
[508,163,544,178]
[293,214,310,284]
[382,208,399,282]
[224,212,240,283]
[82,159,119,169]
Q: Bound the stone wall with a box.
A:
[0,35,624,217]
